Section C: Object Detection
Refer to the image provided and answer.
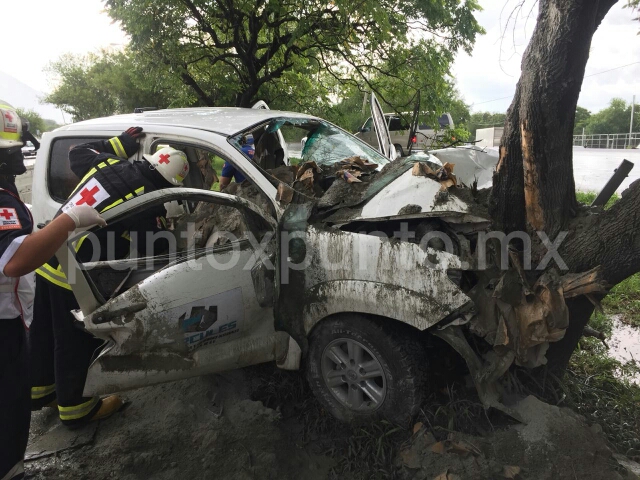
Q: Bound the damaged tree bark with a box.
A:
[489,0,640,372]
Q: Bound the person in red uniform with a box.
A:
[0,101,105,480]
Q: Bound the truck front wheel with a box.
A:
[306,314,428,425]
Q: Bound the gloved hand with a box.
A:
[111,126,144,158]
[64,205,107,229]
[124,126,144,139]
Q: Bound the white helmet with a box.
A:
[144,147,189,186]
[0,100,24,150]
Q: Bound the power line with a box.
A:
[584,61,640,78]
[471,95,513,106]
[470,61,640,108]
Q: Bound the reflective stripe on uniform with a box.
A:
[99,186,144,213]
[58,397,99,421]
[108,137,127,159]
[69,159,121,198]
[35,263,72,290]
[31,383,56,400]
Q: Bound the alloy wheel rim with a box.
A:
[320,338,387,412]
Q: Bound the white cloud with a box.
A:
[0,0,128,93]
[453,0,640,113]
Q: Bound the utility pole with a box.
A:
[630,95,636,149]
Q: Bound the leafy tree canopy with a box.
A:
[573,106,591,135]
[44,49,192,121]
[16,108,46,136]
[104,0,483,111]
[464,111,506,140]
[584,98,639,135]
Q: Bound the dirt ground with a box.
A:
[24,365,640,480]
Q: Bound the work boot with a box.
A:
[90,395,124,422]
[44,399,58,409]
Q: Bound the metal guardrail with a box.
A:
[573,133,640,149]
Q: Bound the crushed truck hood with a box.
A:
[319,147,497,224]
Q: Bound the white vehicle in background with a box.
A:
[356,112,454,157]
[21,140,37,158]
[31,95,502,425]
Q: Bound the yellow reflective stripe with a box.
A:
[58,397,99,421]
[109,137,127,158]
[99,186,144,213]
[69,159,121,197]
[159,216,167,229]
[35,269,72,290]
[31,384,56,399]
[40,263,67,279]
[100,198,123,212]
[70,234,89,254]
[121,231,131,241]
[36,264,72,290]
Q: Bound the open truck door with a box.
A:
[54,188,288,396]
[370,93,397,160]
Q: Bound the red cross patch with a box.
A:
[0,208,21,230]
[1,108,18,134]
[158,153,171,164]
[63,178,110,213]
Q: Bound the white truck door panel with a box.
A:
[55,188,282,393]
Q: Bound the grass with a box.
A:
[575,191,640,325]
[558,337,640,456]
[575,190,620,209]
[247,364,409,479]
[601,273,640,326]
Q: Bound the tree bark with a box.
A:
[489,0,628,372]
[491,0,617,237]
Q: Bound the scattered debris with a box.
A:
[26,422,98,462]
[397,395,624,480]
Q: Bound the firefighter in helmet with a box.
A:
[29,127,189,427]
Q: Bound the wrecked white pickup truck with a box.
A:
[32,96,586,425]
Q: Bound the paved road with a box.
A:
[572,147,640,193]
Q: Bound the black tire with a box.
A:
[306,314,428,426]
[394,144,404,158]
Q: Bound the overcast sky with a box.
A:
[1,0,639,115]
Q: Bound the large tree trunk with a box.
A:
[489,0,638,372]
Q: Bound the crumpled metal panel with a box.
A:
[276,219,473,349]
[429,146,498,189]
[356,169,471,220]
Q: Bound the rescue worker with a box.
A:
[219,134,254,189]
[0,101,105,480]
[29,128,189,427]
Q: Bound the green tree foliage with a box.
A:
[44,50,192,121]
[104,0,483,109]
[465,112,506,140]
[14,108,58,135]
[15,108,46,136]
[584,98,639,134]
[573,106,591,135]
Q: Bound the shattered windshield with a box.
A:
[231,118,390,168]
[301,123,389,167]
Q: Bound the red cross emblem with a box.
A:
[76,186,100,206]
[0,209,14,220]
[158,154,170,164]
[4,111,13,122]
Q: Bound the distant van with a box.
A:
[356,113,454,157]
